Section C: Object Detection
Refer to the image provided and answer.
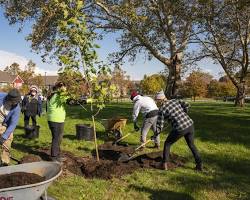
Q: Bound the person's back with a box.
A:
[133,95,158,118]
[163,99,193,131]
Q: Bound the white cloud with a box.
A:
[0,50,29,70]
[0,50,58,75]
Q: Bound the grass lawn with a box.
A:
[11,101,250,200]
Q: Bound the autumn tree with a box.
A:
[207,80,221,98]
[185,70,212,101]
[195,0,250,106]
[111,65,132,97]
[140,74,166,95]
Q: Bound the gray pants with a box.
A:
[141,115,160,145]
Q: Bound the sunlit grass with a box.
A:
[11,101,250,200]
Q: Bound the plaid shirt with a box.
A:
[156,99,193,133]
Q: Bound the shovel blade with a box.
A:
[118,153,130,162]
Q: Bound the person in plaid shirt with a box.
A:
[151,91,202,171]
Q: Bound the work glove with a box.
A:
[134,122,140,132]
[0,137,6,145]
[151,134,158,141]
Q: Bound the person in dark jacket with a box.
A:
[22,85,42,128]
[151,91,202,171]
[0,89,21,166]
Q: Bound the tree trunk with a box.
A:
[165,55,181,99]
[235,82,246,107]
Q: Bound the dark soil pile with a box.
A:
[20,154,42,164]
[80,142,186,179]
[35,142,186,180]
[0,172,45,189]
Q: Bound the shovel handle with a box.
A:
[113,132,131,144]
[135,139,153,151]
[2,144,21,164]
[2,144,10,152]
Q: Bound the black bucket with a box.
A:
[75,124,94,141]
[25,125,40,139]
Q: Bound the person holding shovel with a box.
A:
[0,88,21,166]
[130,91,160,149]
[22,85,42,128]
[47,82,69,162]
[151,91,202,171]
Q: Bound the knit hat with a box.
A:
[130,91,138,100]
[155,90,166,100]
[6,88,21,104]
[30,85,38,92]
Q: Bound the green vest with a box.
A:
[47,93,68,123]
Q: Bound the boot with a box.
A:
[157,162,168,170]
[194,163,203,171]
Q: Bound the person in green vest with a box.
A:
[47,82,69,162]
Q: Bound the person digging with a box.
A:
[151,91,202,171]
[22,85,42,131]
[0,88,21,166]
[130,91,160,149]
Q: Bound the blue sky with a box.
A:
[0,8,223,80]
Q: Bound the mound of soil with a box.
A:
[0,172,45,189]
[35,142,186,180]
[20,154,42,164]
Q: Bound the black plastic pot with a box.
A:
[25,125,40,139]
[75,124,94,141]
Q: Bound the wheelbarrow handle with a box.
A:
[134,139,153,151]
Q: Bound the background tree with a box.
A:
[58,69,88,99]
[195,0,250,106]
[185,70,212,101]
[140,74,166,95]
[19,60,43,92]
[86,0,200,98]
[207,80,221,98]
[4,62,21,75]
[0,0,199,98]
[111,65,132,97]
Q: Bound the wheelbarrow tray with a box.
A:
[0,161,62,200]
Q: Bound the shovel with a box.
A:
[118,139,153,162]
[2,144,21,164]
[112,132,132,145]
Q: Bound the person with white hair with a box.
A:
[152,91,202,171]
[22,85,42,128]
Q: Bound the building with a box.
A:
[41,75,58,89]
[0,70,24,89]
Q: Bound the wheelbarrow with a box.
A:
[0,161,62,200]
[101,117,127,140]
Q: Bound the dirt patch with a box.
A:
[20,154,42,164]
[34,142,186,179]
[0,172,45,189]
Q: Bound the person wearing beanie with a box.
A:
[152,91,202,171]
[0,88,21,166]
[22,85,42,128]
[47,82,69,162]
[130,91,160,149]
